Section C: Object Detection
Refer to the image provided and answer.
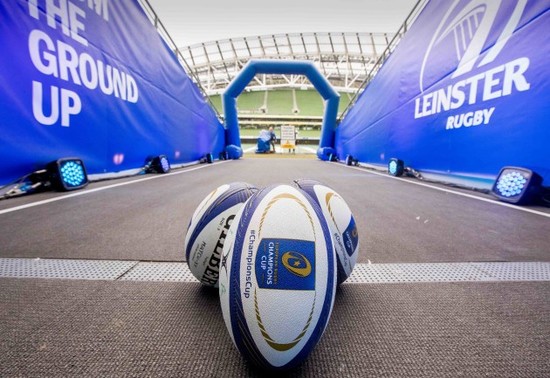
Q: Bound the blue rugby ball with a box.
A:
[184,182,258,287]
[294,179,359,284]
[219,184,336,370]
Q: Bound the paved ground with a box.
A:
[1,158,548,377]
[1,158,548,263]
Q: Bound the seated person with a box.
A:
[257,129,272,153]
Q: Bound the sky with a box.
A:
[146,0,419,47]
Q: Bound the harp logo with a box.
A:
[414,0,531,129]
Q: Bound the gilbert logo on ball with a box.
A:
[219,185,336,370]
[184,182,258,287]
[294,179,359,284]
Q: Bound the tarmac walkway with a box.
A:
[1,158,548,377]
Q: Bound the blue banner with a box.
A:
[0,0,224,185]
[337,0,550,187]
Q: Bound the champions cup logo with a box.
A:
[415,0,530,130]
[255,239,316,290]
[282,252,312,277]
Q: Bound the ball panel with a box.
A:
[219,204,241,346]
[184,184,230,260]
[313,184,359,284]
[191,184,229,223]
[294,179,359,285]
[223,195,272,369]
[221,185,336,370]
[185,182,257,261]
[187,205,238,286]
[341,217,359,257]
[184,182,257,287]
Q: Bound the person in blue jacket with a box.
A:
[268,126,277,153]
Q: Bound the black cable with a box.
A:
[404,167,423,180]
[539,187,550,206]
[0,169,50,200]
[352,163,492,195]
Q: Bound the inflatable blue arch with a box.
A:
[222,60,340,160]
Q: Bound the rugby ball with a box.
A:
[219,184,336,370]
[294,179,359,284]
[184,182,258,287]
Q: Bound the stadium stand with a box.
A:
[209,89,352,145]
[294,90,323,116]
[209,90,351,127]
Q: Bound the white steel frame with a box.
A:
[138,0,426,120]
[179,32,397,95]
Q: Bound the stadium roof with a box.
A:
[139,0,427,117]
[178,32,398,95]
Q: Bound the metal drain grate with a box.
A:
[1,258,549,283]
[473,262,550,281]
[346,263,495,284]
[120,262,196,282]
[346,262,550,284]
[346,263,401,284]
[392,262,493,282]
[0,258,137,280]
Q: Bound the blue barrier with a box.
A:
[0,0,224,185]
[337,0,550,187]
[222,60,339,160]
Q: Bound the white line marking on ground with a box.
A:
[301,146,318,154]
[0,162,229,216]
[243,146,257,153]
[341,164,550,219]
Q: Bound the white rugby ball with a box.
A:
[294,179,359,284]
[184,182,258,287]
[219,184,336,370]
